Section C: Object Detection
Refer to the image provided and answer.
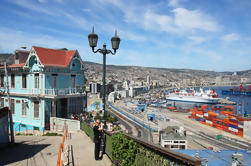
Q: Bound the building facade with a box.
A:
[160,126,187,150]
[0,46,86,131]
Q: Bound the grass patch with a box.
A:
[15,133,33,136]
[42,132,63,136]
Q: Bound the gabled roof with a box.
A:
[32,46,77,67]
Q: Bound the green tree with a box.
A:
[112,133,137,166]
[94,113,101,121]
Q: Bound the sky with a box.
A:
[0,0,251,72]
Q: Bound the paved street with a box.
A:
[0,135,61,166]
[67,131,111,166]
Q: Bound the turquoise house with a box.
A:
[0,46,86,131]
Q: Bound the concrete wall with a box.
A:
[0,108,9,147]
[244,121,251,140]
[50,117,80,132]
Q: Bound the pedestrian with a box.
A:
[93,119,103,160]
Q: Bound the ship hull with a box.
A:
[166,96,219,104]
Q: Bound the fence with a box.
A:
[57,125,68,166]
[80,121,201,166]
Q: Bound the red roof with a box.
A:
[33,46,77,67]
[8,63,25,68]
[0,63,25,68]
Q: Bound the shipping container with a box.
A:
[229,124,238,129]
[228,127,238,133]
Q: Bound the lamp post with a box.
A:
[88,27,120,128]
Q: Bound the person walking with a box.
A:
[93,119,103,160]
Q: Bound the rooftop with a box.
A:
[176,150,251,166]
[33,46,77,68]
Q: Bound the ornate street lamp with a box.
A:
[88,27,120,128]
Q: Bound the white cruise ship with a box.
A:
[166,88,219,104]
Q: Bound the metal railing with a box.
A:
[80,121,201,166]
[57,125,68,166]
[29,88,85,96]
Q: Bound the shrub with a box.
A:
[112,133,137,166]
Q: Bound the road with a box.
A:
[107,104,151,142]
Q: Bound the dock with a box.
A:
[218,98,236,105]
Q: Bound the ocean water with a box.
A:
[167,86,251,115]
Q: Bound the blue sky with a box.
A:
[0,0,251,72]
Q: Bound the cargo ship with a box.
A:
[222,85,251,96]
[188,105,250,137]
[166,88,219,104]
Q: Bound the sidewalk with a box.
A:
[66,131,111,166]
[0,136,61,166]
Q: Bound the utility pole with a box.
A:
[4,62,14,144]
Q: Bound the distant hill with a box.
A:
[83,61,251,83]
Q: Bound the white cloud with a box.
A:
[168,0,179,7]
[0,27,88,53]
[222,33,240,42]
[143,9,178,33]
[11,0,55,15]
[173,8,220,32]
[187,36,207,44]
[82,8,91,13]
[118,30,147,41]
[102,1,221,34]
[63,12,90,30]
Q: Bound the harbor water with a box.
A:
[167,86,251,116]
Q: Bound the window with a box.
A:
[180,145,186,149]
[71,75,76,88]
[34,101,39,118]
[171,145,178,149]
[22,100,27,117]
[0,98,4,107]
[15,54,19,60]
[174,141,178,143]
[1,75,4,87]
[22,74,27,88]
[52,74,58,88]
[179,141,185,143]
[11,99,15,114]
[34,74,39,88]
[11,74,15,88]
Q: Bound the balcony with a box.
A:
[5,88,85,98]
[32,88,85,96]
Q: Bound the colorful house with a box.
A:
[0,46,86,131]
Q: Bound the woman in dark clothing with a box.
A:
[93,119,103,160]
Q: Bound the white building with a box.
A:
[182,79,191,86]
[90,82,98,94]
[160,126,187,150]
[123,80,129,90]
[147,75,151,84]
[108,92,116,103]
[117,90,129,98]
[215,76,222,85]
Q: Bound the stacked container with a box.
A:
[188,105,249,137]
